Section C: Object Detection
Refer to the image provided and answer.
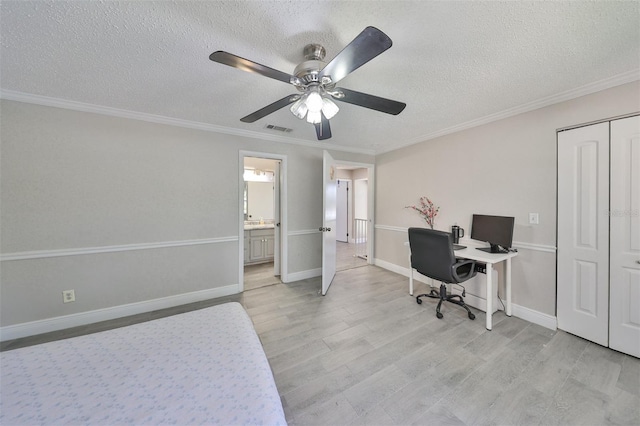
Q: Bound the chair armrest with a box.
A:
[451,259,477,282]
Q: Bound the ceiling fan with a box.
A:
[209,26,406,140]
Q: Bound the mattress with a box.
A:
[0,302,287,425]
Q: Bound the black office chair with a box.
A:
[408,227,477,320]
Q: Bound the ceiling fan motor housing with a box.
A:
[303,43,326,61]
[293,44,335,89]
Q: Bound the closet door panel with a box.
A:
[609,115,640,358]
[557,122,610,346]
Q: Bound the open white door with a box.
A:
[609,116,640,357]
[321,150,337,295]
[273,161,281,276]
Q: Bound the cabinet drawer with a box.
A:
[250,228,274,237]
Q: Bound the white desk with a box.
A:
[406,242,518,330]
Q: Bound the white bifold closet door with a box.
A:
[557,122,610,347]
[558,115,640,357]
[609,116,640,357]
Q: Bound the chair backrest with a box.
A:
[408,227,457,283]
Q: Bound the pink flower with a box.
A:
[405,196,440,229]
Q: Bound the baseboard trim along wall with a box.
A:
[286,268,321,283]
[511,303,557,331]
[0,284,239,342]
[374,257,557,331]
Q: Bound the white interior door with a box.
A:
[336,180,349,243]
[273,161,281,276]
[609,116,640,357]
[557,122,610,346]
[322,150,337,295]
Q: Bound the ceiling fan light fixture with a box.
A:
[321,97,339,120]
[305,89,324,113]
[290,96,308,119]
[306,110,322,124]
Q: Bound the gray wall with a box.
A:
[374,80,640,317]
[3,81,638,329]
[0,100,373,327]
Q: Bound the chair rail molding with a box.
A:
[0,236,238,262]
[374,224,556,253]
[288,229,321,236]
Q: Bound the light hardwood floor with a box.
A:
[2,265,639,425]
[336,241,368,272]
[244,241,367,291]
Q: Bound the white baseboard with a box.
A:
[374,258,412,278]
[374,258,557,331]
[0,284,240,341]
[450,291,500,314]
[284,268,321,283]
[512,304,557,331]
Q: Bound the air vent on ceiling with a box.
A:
[265,124,293,133]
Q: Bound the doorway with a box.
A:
[335,166,371,272]
[239,152,287,292]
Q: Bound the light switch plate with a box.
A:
[529,213,539,225]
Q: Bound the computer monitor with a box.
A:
[471,214,515,253]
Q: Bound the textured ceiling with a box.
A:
[1,1,639,154]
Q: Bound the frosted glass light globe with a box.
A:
[306,91,323,113]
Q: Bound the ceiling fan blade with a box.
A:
[210,51,296,85]
[319,26,392,85]
[240,95,299,123]
[334,87,406,115]
[314,115,332,140]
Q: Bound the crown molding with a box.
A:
[3,69,637,158]
[0,89,375,156]
[377,69,640,154]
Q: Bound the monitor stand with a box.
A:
[477,244,503,253]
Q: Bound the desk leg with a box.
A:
[409,268,414,296]
[408,252,414,296]
[486,266,493,330]
[506,257,512,317]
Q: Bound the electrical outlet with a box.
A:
[529,213,539,225]
[62,289,75,303]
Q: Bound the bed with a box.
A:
[0,302,287,425]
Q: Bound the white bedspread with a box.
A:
[0,302,287,425]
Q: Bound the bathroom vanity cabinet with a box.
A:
[244,227,275,264]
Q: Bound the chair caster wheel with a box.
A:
[416,297,422,304]
[436,312,443,319]
[468,312,476,320]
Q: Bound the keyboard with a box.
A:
[453,244,466,250]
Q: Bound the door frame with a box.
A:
[330,160,375,264]
[336,179,350,243]
[238,151,288,291]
